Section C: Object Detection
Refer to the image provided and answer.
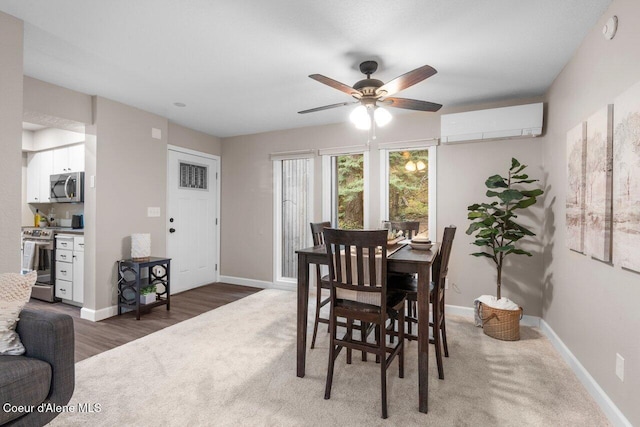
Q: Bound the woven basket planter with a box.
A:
[481,303,523,341]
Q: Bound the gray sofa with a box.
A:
[0,309,74,427]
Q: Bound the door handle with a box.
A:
[169,228,176,233]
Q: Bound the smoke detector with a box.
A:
[602,16,618,40]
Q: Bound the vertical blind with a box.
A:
[281,158,310,278]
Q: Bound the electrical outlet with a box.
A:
[616,353,625,382]
[147,207,161,217]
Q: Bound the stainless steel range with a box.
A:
[22,227,56,302]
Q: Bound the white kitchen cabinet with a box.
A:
[55,235,84,304]
[52,144,84,174]
[68,144,85,172]
[56,237,73,250]
[55,259,73,282]
[73,249,84,304]
[55,280,72,300]
[26,150,53,203]
[26,153,40,203]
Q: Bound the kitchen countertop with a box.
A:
[22,226,84,235]
[51,229,85,235]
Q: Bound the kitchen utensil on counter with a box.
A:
[72,214,83,229]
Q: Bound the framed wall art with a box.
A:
[584,105,613,262]
[613,80,640,272]
[566,122,587,253]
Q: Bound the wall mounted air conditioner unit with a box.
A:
[440,102,543,144]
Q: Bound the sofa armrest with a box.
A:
[15,309,75,406]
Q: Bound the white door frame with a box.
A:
[167,144,221,284]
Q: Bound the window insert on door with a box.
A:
[179,162,208,190]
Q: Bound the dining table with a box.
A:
[295,241,439,413]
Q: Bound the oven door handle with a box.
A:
[64,175,72,199]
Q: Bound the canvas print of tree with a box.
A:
[613,80,640,272]
[585,105,613,262]
[566,122,586,252]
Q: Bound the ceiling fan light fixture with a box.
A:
[405,160,417,172]
[350,105,371,130]
[416,160,426,171]
[374,106,392,127]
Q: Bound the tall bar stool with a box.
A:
[309,221,331,349]
[323,228,406,419]
[388,225,456,380]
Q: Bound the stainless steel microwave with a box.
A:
[50,172,84,203]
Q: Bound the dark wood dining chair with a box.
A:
[388,220,421,334]
[388,220,420,240]
[323,228,405,419]
[388,225,456,380]
[309,221,331,349]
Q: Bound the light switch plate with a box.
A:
[151,128,162,139]
[147,207,161,217]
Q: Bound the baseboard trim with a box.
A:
[80,305,118,322]
[444,303,540,327]
[218,275,294,292]
[540,320,631,427]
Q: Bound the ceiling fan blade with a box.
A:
[376,65,437,97]
[309,74,362,98]
[381,97,442,112]
[298,101,358,114]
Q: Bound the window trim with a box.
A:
[273,156,314,290]
[379,145,437,240]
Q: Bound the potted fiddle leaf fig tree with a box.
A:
[466,158,544,340]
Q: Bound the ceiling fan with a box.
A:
[298,60,442,131]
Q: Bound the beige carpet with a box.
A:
[51,289,609,426]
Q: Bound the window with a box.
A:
[273,157,313,286]
[334,154,364,229]
[179,162,208,190]
[381,146,436,239]
[322,148,369,229]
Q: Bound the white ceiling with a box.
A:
[0,0,611,138]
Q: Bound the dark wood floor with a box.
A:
[26,282,260,362]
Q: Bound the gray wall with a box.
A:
[542,0,640,423]
[92,97,169,311]
[0,12,23,273]
[23,76,92,130]
[168,122,221,156]
[220,97,546,316]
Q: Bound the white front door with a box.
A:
[167,148,219,294]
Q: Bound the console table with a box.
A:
[117,257,171,320]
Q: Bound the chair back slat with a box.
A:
[368,247,377,288]
[356,246,365,286]
[334,244,344,285]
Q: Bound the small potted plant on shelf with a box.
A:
[139,285,157,305]
[466,158,544,341]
